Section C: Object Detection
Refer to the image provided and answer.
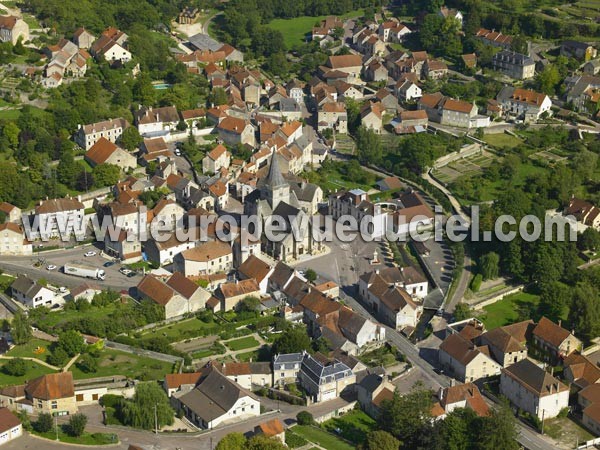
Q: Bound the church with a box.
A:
[244,153,323,262]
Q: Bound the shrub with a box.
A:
[77,354,98,373]
[470,274,483,292]
[48,347,69,367]
[35,412,53,433]
[286,430,308,448]
[3,358,27,376]
[100,394,124,408]
[296,411,314,425]
[67,413,87,437]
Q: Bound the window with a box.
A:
[76,394,84,402]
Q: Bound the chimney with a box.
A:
[375,269,379,274]
[558,319,562,327]
[439,387,444,401]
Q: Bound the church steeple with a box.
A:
[264,152,289,209]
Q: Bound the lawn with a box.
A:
[267,9,363,48]
[292,425,354,450]
[323,410,377,445]
[0,360,55,387]
[483,133,523,149]
[7,338,55,364]
[481,292,540,329]
[33,426,118,446]
[141,317,221,343]
[236,349,259,362]
[225,336,260,351]
[544,416,594,448]
[69,348,173,381]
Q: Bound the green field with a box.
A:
[7,338,56,365]
[33,427,117,446]
[69,349,173,381]
[292,425,354,450]
[481,292,540,329]
[267,10,363,48]
[141,317,221,343]
[225,336,260,351]
[483,133,523,149]
[0,360,55,387]
[323,410,377,445]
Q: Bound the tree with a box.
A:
[3,358,27,376]
[356,126,382,165]
[237,296,261,314]
[215,432,246,450]
[119,127,142,151]
[304,268,317,283]
[477,401,519,450]
[358,430,401,450]
[210,88,228,106]
[272,324,312,354]
[535,64,561,95]
[47,346,69,367]
[539,281,570,323]
[579,228,600,252]
[378,389,433,447]
[92,164,121,187]
[57,330,85,357]
[452,303,472,321]
[480,252,500,280]
[35,412,53,433]
[10,310,32,344]
[247,435,287,450]
[569,283,600,344]
[296,411,314,425]
[77,354,98,373]
[67,413,87,437]
[118,382,174,430]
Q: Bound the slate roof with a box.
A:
[502,358,568,397]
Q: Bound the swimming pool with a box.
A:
[152,83,173,90]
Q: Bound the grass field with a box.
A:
[267,9,363,48]
[33,426,118,446]
[481,292,540,329]
[323,410,377,445]
[225,336,260,351]
[483,133,523,149]
[7,338,55,364]
[141,317,220,343]
[292,425,354,450]
[69,349,173,381]
[0,360,55,386]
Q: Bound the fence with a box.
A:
[163,127,215,143]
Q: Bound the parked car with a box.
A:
[174,148,181,156]
[119,268,133,276]
[84,251,97,257]
[126,272,137,278]
[46,264,57,271]
[59,287,68,293]
[103,261,115,267]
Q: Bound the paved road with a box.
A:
[0,247,139,292]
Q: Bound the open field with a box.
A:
[69,348,173,380]
[225,336,260,351]
[322,410,377,445]
[432,151,498,185]
[292,425,354,450]
[483,133,523,149]
[7,338,55,364]
[480,292,540,329]
[0,360,55,386]
[267,9,363,48]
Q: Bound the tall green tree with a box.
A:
[215,433,246,450]
[378,389,433,448]
[119,127,142,151]
[57,330,85,357]
[67,413,87,437]
[272,324,311,354]
[480,252,500,280]
[356,126,382,165]
[11,310,32,345]
[118,382,174,430]
[569,283,600,344]
[358,430,401,450]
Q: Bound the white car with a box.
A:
[84,251,97,257]
[59,287,68,293]
[119,268,133,276]
[46,264,57,271]
[174,149,181,156]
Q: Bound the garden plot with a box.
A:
[432,151,497,185]
[529,149,568,164]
